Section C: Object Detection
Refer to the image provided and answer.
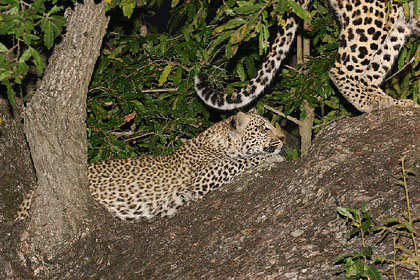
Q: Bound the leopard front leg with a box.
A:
[189,154,284,199]
[330,57,419,113]
[328,0,419,112]
[329,68,396,112]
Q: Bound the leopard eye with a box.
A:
[261,124,270,131]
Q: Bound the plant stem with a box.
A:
[393,236,397,280]
[400,157,420,279]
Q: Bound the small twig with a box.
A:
[283,64,295,70]
[124,132,155,142]
[264,104,300,125]
[88,86,116,93]
[384,55,416,83]
[165,60,194,72]
[109,131,136,137]
[109,131,156,142]
[141,88,178,93]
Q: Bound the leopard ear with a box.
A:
[247,108,257,114]
[229,111,249,139]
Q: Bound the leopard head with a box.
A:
[227,110,285,157]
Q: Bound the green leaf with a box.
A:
[22,33,40,45]
[405,168,416,175]
[19,48,32,62]
[337,206,354,220]
[50,15,66,32]
[0,70,12,82]
[259,23,269,54]
[233,4,264,15]
[208,30,234,55]
[132,100,147,115]
[229,26,247,44]
[380,217,400,226]
[158,64,172,86]
[362,246,372,258]
[225,18,246,30]
[335,253,353,262]
[48,5,64,15]
[0,42,8,52]
[173,67,182,87]
[244,56,257,77]
[398,47,407,69]
[31,48,44,74]
[120,0,136,18]
[287,0,312,20]
[324,99,339,109]
[171,0,180,8]
[399,220,416,233]
[5,81,14,107]
[361,201,367,213]
[98,57,110,74]
[159,34,167,55]
[236,63,246,81]
[214,25,226,33]
[225,44,238,58]
[367,265,381,280]
[361,216,371,233]
[349,227,360,237]
[40,18,54,49]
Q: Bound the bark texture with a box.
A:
[22,0,109,261]
[1,108,419,278]
[0,98,36,220]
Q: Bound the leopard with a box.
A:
[15,110,285,221]
[194,0,420,113]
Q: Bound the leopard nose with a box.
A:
[279,136,285,142]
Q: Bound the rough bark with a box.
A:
[22,0,109,263]
[0,98,36,220]
[1,108,419,278]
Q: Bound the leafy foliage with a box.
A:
[335,203,381,280]
[0,0,66,105]
[1,0,419,160]
[87,25,215,160]
[383,37,420,104]
[335,158,420,280]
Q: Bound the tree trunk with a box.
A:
[0,97,36,220]
[22,0,108,264]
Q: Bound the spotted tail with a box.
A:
[194,16,299,110]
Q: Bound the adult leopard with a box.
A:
[194,0,420,113]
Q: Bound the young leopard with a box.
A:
[15,110,285,221]
[194,0,420,113]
